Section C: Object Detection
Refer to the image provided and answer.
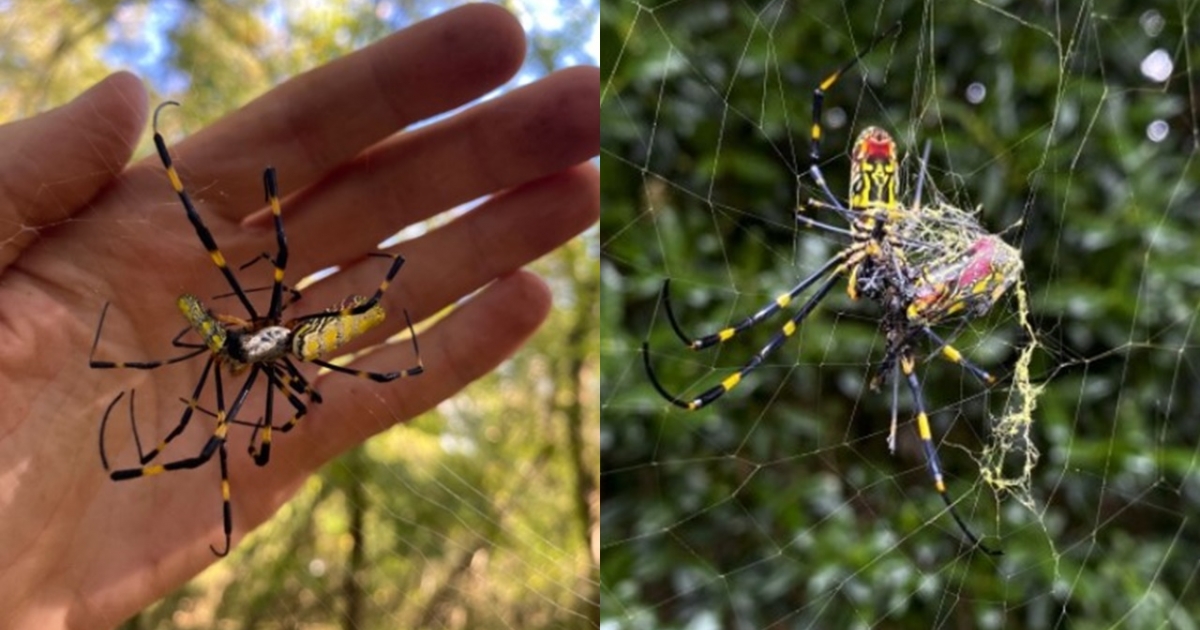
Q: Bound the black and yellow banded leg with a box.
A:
[105,409,232,556]
[142,356,215,465]
[807,23,901,221]
[279,357,322,403]
[251,375,275,467]
[152,101,258,318]
[105,364,244,557]
[351,252,407,314]
[97,355,217,472]
[662,252,847,351]
[262,167,290,318]
[287,252,406,325]
[212,435,232,556]
[249,359,320,463]
[268,362,315,425]
[248,365,313,466]
[921,327,996,384]
[211,253,303,308]
[286,252,406,328]
[645,271,842,410]
[89,303,210,370]
[142,401,236,558]
[106,364,232,480]
[206,363,265,556]
[899,355,1001,555]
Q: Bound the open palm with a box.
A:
[0,5,598,628]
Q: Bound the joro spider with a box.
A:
[642,28,1021,554]
[89,102,424,556]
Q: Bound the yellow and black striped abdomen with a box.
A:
[292,296,385,361]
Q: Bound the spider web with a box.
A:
[601,0,1200,627]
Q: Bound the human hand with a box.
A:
[0,5,597,628]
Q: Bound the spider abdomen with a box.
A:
[291,296,385,361]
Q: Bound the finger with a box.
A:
[0,72,145,269]
[284,270,551,469]
[251,66,600,271]
[158,4,526,221]
[290,164,597,351]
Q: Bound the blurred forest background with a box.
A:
[602,0,1200,628]
[0,1,598,629]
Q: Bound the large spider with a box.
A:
[89,102,424,556]
[642,28,1021,553]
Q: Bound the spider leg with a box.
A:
[99,391,131,471]
[178,399,261,430]
[103,363,231,479]
[209,364,261,556]
[888,363,900,453]
[922,327,996,384]
[262,167,289,319]
[211,253,303,309]
[808,165,855,224]
[290,252,407,325]
[89,303,209,369]
[248,365,313,466]
[662,249,849,350]
[807,23,901,223]
[806,199,926,250]
[168,325,210,350]
[98,354,217,472]
[795,200,854,237]
[280,357,322,403]
[251,368,275,467]
[106,364,259,557]
[210,436,232,557]
[151,356,218,466]
[644,269,843,410]
[350,252,406,314]
[899,354,1001,555]
[152,101,258,318]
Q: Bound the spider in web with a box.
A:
[89,102,424,556]
[642,26,1022,554]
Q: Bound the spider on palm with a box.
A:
[642,28,1021,554]
[89,102,424,556]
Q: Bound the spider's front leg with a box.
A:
[152,101,258,319]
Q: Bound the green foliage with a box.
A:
[602,0,1200,627]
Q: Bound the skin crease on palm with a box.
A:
[0,5,599,629]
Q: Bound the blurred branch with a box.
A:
[340,448,367,630]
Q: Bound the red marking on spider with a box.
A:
[856,128,896,161]
[955,237,999,286]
